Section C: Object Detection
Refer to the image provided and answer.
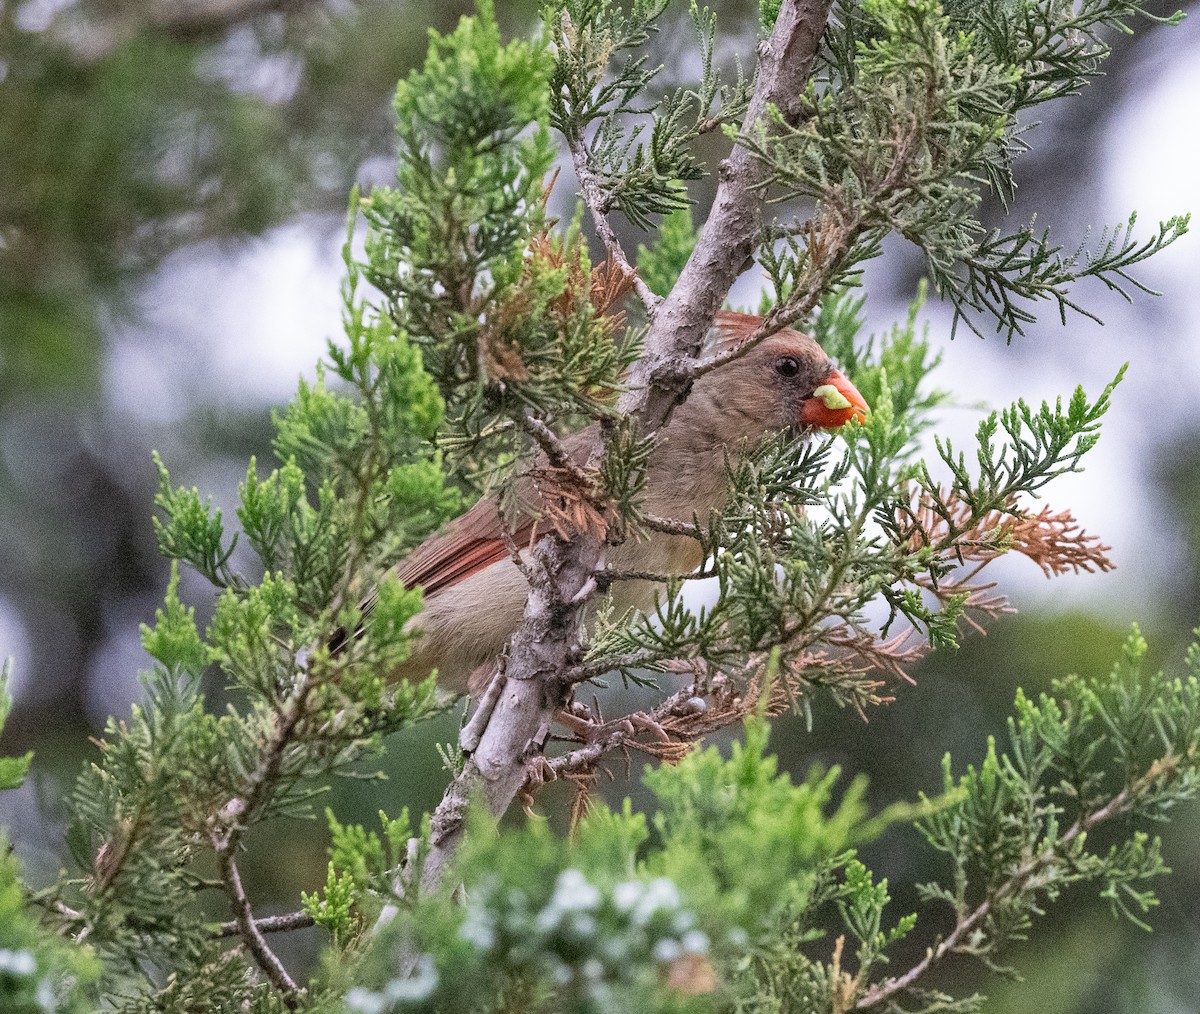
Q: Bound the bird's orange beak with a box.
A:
[799,370,870,429]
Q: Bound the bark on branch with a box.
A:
[624,0,836,433]
[216,849,302,1005]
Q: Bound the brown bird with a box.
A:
[382,311,868,695]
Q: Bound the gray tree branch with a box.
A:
[623,0,836,433]
[216,848,302,1004]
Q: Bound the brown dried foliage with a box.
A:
[478,290,532,382]
[476,215,634,387]
[538,639,902,795]
[897,487,1114,577]
[527,231,634,342]
[1007,503,1116,577]
[526,463,617,542]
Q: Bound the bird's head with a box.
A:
[682,311,869,447]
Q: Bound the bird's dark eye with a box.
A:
[774,356,801,378]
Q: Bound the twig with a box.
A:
[496,508,535,584]
[208,683,313,1002]
[564,112,659,315]
[855,772,1161,1009]
[596,566,716,586]
[641,513,703,538]
[563,651,660,686]
[213,910,316,938]
[520,411,593,486]
[689,304,809,378]
[216,849,302,1005]
[51,899,84,922]
[214,682,312,854]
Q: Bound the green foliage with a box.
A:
[54,165,458,1010]
[362,2,643,487]
[139,563,209,677]
[343,719,896,1013]
[324,807,417,901]
[917,627,1200,956]
[641,720,885,927]
[548,0,745,230]
[0,672,99,1012]
[747,0,1188,339]
[0,836,100,1014]
[331,630,1200,1012]
[303,865,359,945]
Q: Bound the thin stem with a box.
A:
[565,121,659,315]
[216,849,302,1005]
[520,411,595,491]
[214,682,312,854]
[856,767,1168,1009]
[641,513,702,538]
[213,910,316,939]
[596,567,715,585]
[689,298,818,379]
[564,650,660,686]
[208,684,313,1002]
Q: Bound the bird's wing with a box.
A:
[331,426,596,652]
[392,495,541,596]
[395,425,602,595]
[326,496,542,654]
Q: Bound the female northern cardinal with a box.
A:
[378,311,868,695]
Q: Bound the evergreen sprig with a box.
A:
[53,197,459,1007]
[744,0,1189,340]
[856,627,1200,1010]
[548,0,746,230]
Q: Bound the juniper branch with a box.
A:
[855,758,1181,1010]
[213,910,316,938]
[215,847,301,1005]
[640,513,702,538]
[564,108,660,313]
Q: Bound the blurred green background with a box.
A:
[1,0,1199,1008]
